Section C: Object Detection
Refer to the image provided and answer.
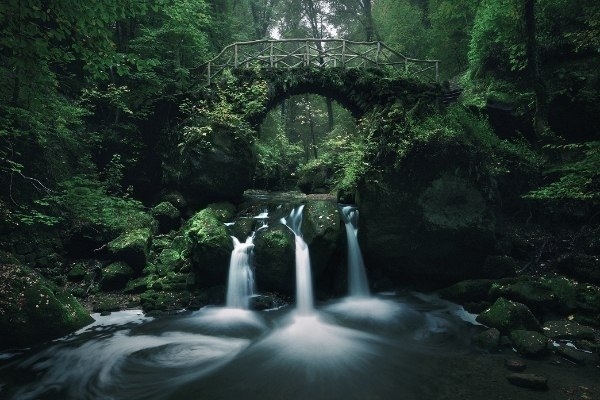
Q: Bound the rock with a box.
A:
[93,298,121,313]
[254,225,295,294]
[249,294,288,311]
[554,344,588,365]
[161,191,187,212]
[206,202,237,222]
[151,201,180,233]
[476,297,541,334]
[542,276,577,314]
[124,278,148,294]
[542,320,596,340]
[489,280,556,313]
[168,121,256,207]
[297,159,333,194]
[67,263,88,282]
[0,263,93,348]
[506,373,548,390]
[555,253,600,284]
[101,261,135,290]
[438,279,495,303]
[481,255,517,278]
[184,208,232,286]
[474,328,501,350]
[359,165,496,286]
[505,358,527,372]
[107,228,152,271]
[509,330,549,357]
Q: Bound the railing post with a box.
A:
[435,61,439,82]
[305,40,310,66]
[405,58,409,75]
[342,40,346,67]
[270,42,274,67]
[376,42,381,65]
[234,43,238,68]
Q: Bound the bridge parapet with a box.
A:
[202,39,439,85]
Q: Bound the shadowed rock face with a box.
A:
[358,138,497,288]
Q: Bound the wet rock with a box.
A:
[554,344,588,365]
[474,327,501,349]
[505,358,527,372]
[476,297,541,334]
[542,320,596,341]
[542,276,578,314]
[161,191,187,212]
[107,228,152,271]
[206,202,237,222]
[506,373,548,390]
[67,263,88,282]
[489,280,556,313]
[151,201,180,233]
[100,261,135,290]
[254,226,295,294]
[438,279,495,303]
[509,330,549,357]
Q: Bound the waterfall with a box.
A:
[225,236,256,309]
[341,205,370,297]
[281,205,314,315]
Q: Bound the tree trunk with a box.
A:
[524,0,549,140]
[326,98,334,131]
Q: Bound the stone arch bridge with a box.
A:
[196,39,445,125]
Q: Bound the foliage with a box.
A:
[468,0,527,78]
[525,142,600,201]
[372,0,427,57]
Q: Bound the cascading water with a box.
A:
[341,205,370,297]
[225,236,256,309]
[281,205,314,315]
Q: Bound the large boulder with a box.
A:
[0,263,93,348]
[166,123,256,207]
[107,228,152,271]
[254,225,295,295]
[184,208,233,287]
[100,261,135,291]
[476,297,541,334]
[151,201,181,233]
[509,330,549,357]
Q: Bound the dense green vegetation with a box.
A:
[0,1,597,336]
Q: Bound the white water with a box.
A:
[225,236,256,309]
[341,205,370,297]
[281,205,314,315]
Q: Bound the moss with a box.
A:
[124,278,148,294]
[206,202,236,222]
[0,263,93,348]
[254,227,295,293]
[107,228,152,270]
[509,330,549,357]
[542,276,578,313]
[100,261,135,291]
[67,263,88,282]
[151,201,180,233]
[476,297,541,334]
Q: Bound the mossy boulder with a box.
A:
[206,202,237,222]
[489,280,556,313]
[0,263,93,348]
[67,263,88,282]
[151,201,181,233]
[438,279,495,303]
[100,261,135,290]
[555,253,600,284]
[301,200,342,294]
[254,226,295,294]
[107,228,152,271]
[474,327,501,350]
[184,208,233,286]
[476,297,541,334]
[542,320,596,341]
[509,330,549,357]
[140,290,190,312]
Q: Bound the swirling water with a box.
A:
[0,293,478,400]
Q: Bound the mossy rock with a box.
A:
[438,279,495,304]
[151,201,180,233]
[476,297,541,334]
[542,276,578,314]
[140,290,190,312]
[124,277,148,294]
[509,330,549,357]
[0,263,93,348]
[542,320,596,341]
[184,208,232,286]
[100,261,135,291]
[107,228,152,271]
[555,253,600,284]
[474,327,501,350]
[489,280,556,313]
[206,202,237,222]
[254,226,295,294]
[67,263,88,282]
[92,298,121,313]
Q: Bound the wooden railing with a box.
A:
[201,39,440,85]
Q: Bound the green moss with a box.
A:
[185,209,230,247]
[476,297,541,334]
[108,228,151,270]
[67,263,88,282]
[254,227,295,293]
[0,264,93,348]
[509,330,549,357]
[100,261,135,291]
[206,202,236,222]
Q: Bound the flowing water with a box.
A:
[225,236,256,309]
[340,205,370,297]
[0,204,482,400]
[280,205,314,315]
